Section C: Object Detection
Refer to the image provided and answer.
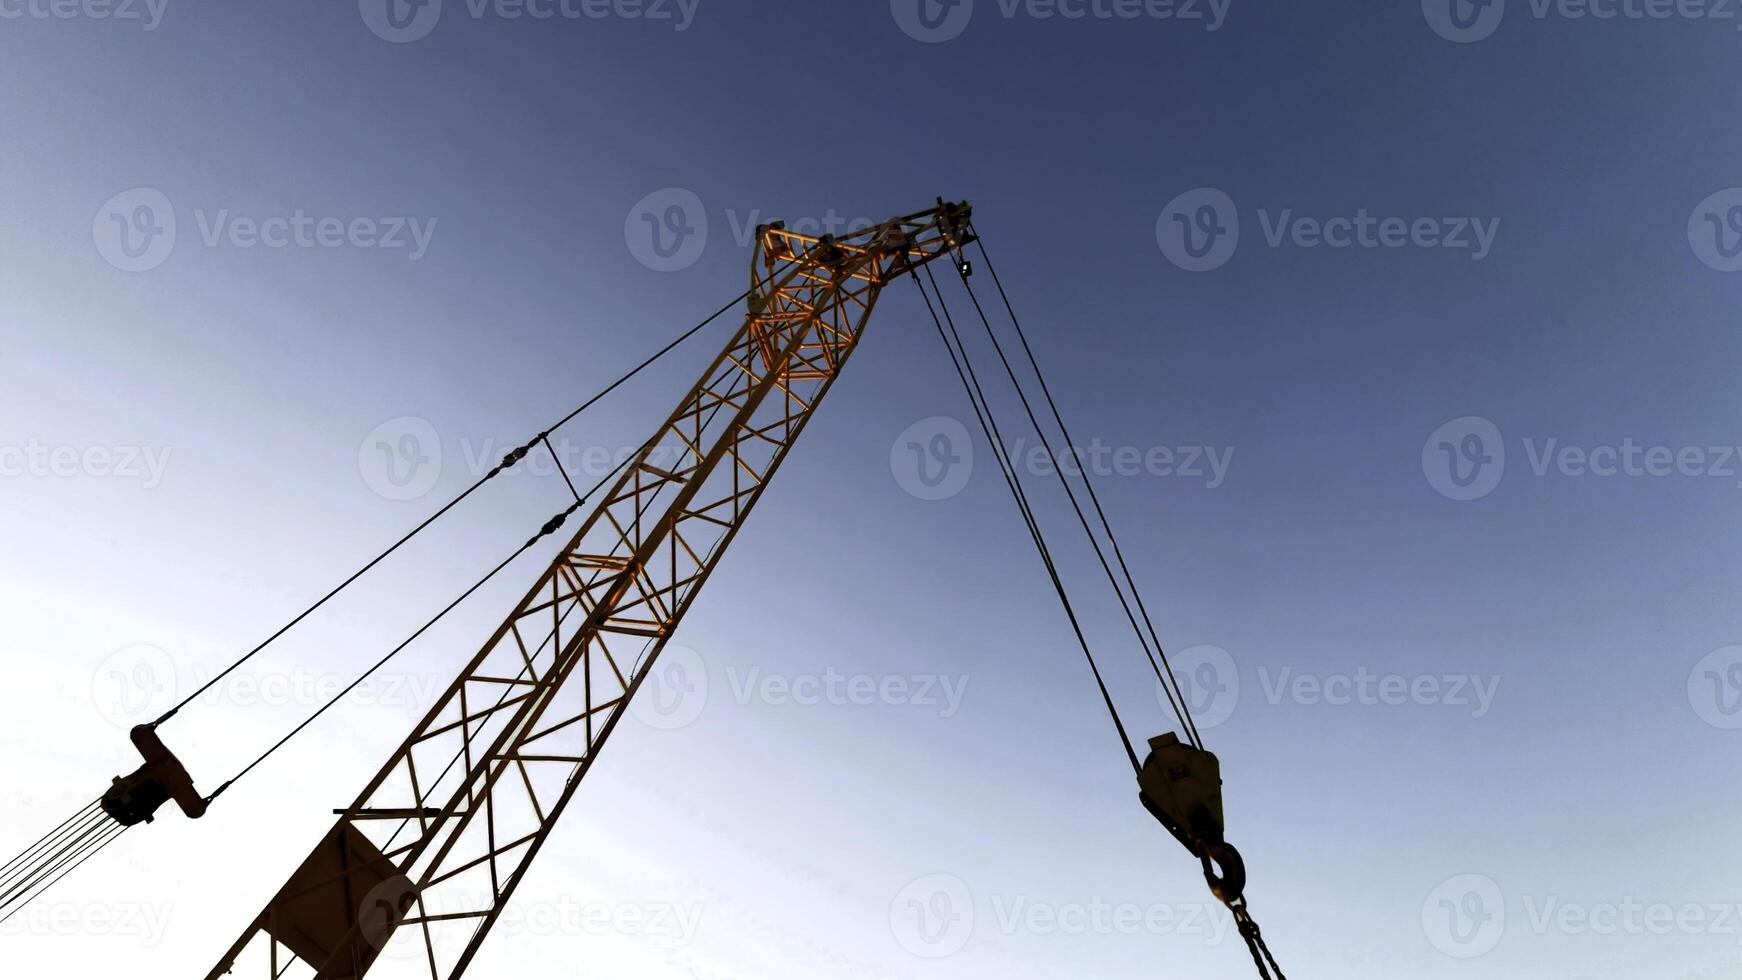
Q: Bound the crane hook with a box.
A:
[1136,732,1246,904]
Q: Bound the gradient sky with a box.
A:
[3,2,1740,978]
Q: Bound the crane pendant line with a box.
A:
[204,201,975,980]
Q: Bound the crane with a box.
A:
[0,199,1285,979]
[207,201,978,979]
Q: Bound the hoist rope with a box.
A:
[924,243,1288,980]
[952,240,1203,748]
[912,265,1141,774]
[151,284,759,729]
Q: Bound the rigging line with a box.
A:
[0,823,130,927]
[0,798,100,879]
[967,239,1287,980]
[949,252,1203,749]
[0,812,113,910]
[212,409,672,801]
[912,267,1141,775]
[968,230,1204,749]
[975,229,1205,748]
[205,437,641,803]
[0,803,109,897]
[205,534,544,802]
[152,281,761,728]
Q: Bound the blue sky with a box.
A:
[2,2,1740,978]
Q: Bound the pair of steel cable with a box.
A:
[910,240,1203,766]
[0,282,756,919]
[913,235,1286,978]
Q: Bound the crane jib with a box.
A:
[201,201,975,980]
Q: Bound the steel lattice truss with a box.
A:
[206,201,973,980]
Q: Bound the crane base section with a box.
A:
[260,822,414,979]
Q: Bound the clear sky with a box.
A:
[2,2,1740,979]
